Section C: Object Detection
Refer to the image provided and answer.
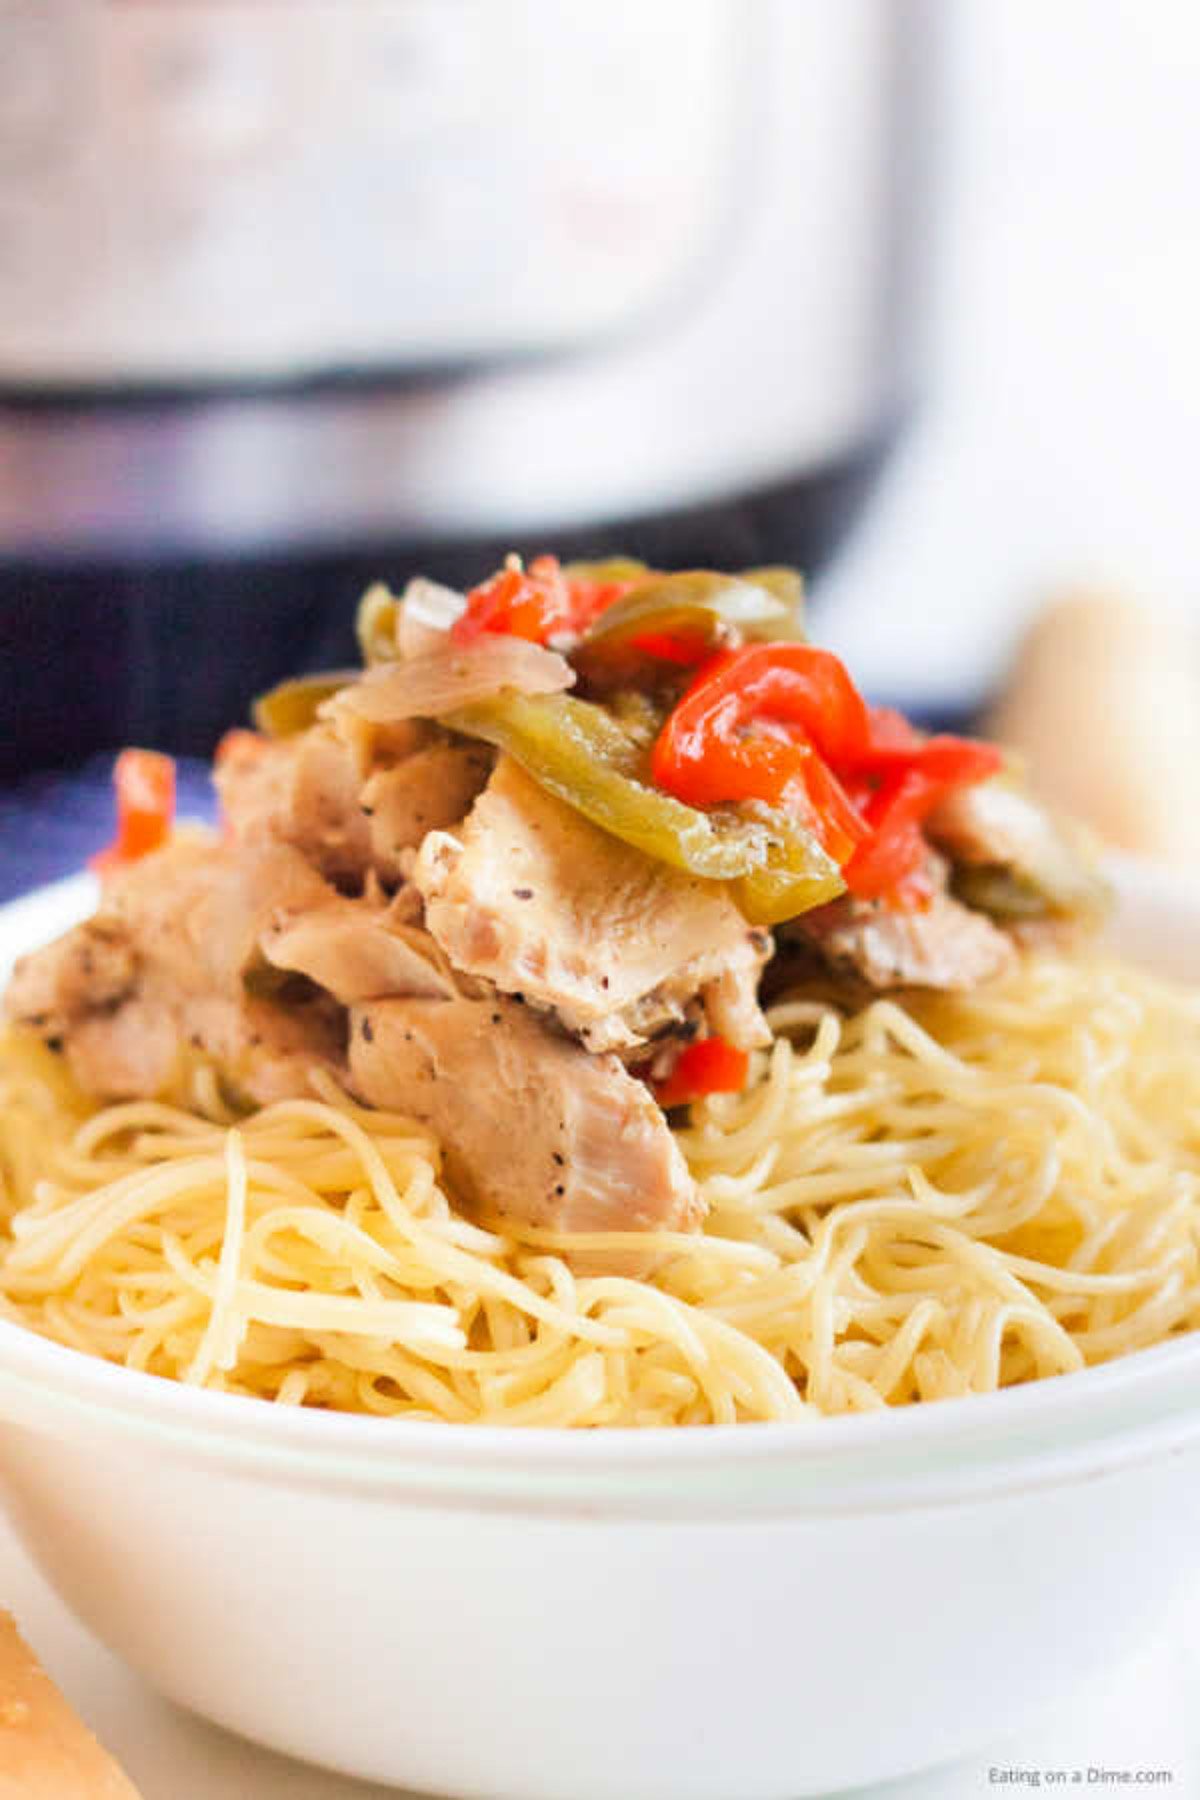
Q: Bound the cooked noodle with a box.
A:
[2,950,1199,1425]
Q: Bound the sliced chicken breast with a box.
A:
[360,740,493,885]
[925,777,1109,926]
[216,721,493,892]
[414,758,771,1055]
[5,917,137,1029]
[782,882,1016,992]
[349,993,700,1235]
[215,725,373,887]
[6,841,344,1103]
[261,895,454,1004]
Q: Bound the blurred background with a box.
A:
[1,0,1198,882]
[820,0,1200,709]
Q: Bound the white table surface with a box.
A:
[2,1506,1196,1799]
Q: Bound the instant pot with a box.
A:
[0,0,936,774]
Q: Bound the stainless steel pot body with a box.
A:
[0,0,934,771]
[0,0,931,558]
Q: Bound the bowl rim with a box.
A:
[3,855,1200,1514]
[1,1305,1200,1517]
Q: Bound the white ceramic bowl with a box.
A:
[0,860,1198,1800]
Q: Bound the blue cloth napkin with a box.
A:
[0,757,218,905]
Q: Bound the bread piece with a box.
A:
[986,592,1200,866]
[0,1613,141,1798]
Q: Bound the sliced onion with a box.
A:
[396,577,466,659]
[330,636,575,725]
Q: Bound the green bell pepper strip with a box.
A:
[571,569,803,687]
[951,858,1110,924]
[447,691,843,924]
[253,671,359,737]
[575,572,802,684]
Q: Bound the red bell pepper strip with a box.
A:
[843,737,1005,904]
[650,644,874,865]
[653,1035,750,1108]
[653,644,872,779]
[650,644,1004,911]
[564,571,640,629]
[451,556,635,646]
[90,748,176,874]
[624,628,713,667]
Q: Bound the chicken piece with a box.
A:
[6,838,323,1030]
[926,778,1109,928]
[4,918,136,1030]
[361,740,493,885]
[349,993,700,1235]
[414,758,771,1055]
[702,961,774,1047]
[784,883,1016,992]
[62,994,185,1098]
[928,779,1064,871]
[100,839,332,997]
[57,987,343,1106]
[261,894,454,1004]
[5,841,344,1103]
[215,723,374,886]
[216,721,492,891]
